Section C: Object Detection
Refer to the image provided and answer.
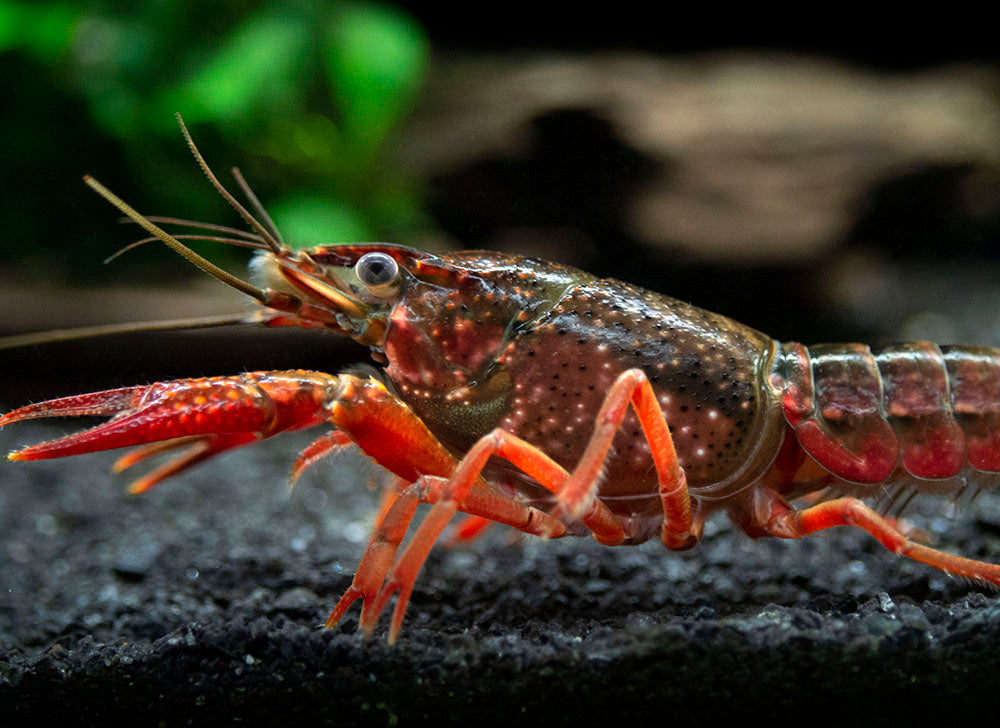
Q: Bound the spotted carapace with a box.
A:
[4,118,1000,644]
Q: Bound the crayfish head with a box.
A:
[256,243,593,446]
[250,243,435,350]
[374,249,590,446]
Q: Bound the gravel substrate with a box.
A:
[3,420,1000,725]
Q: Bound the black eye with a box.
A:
[354,252,399,294]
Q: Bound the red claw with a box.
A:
[2,385,152,458]
[2,371,339,490]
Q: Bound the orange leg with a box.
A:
[327,474,568,639]
[325,483,422,630]
[362,368,701,643]
[350,427,628,643]
[449,515,493,544]
[554,369,698,550]
[370,478,408,530]
[290,429,354,484]
[320,378,641,641]
[103,434,253,493]
[748,489,1000,585]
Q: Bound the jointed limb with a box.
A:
[744,489,1000,585]
[553,369,699,550]
[358,368,702,641]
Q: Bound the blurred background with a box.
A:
[4,9,1000,716]
[1,1,999,403]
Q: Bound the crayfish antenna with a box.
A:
[0,312,261,350]
[231,166,285,248]
[82,114,296,305]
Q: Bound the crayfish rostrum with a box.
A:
[5,117,1000,644]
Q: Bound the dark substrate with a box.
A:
[3,421,1000,725]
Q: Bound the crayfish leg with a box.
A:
[118,433,259,494]
[327,471,569,640]
[552,368,699,550]
[357,474,568,643]
[290,430,354,484]
[742,488,1000,586]
[449,515,493,544]
[325,484,423,631]
[355,367,712,641]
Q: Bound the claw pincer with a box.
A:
[4,372,332,463]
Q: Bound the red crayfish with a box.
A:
[4,117,1000,644]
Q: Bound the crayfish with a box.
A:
[4,116,1000,644]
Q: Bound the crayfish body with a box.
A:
[5,121,1000,643]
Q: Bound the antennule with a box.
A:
[231,167,285,247]
[104,234,268,265]
[83,176,269,303]
[134,216,268,243]
[175,112,282,253]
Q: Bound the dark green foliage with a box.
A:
[0,0,430,280]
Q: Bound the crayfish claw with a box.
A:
[3,371,338,466]
[0,386,146,430]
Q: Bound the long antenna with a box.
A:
[0,313,259,350]
[84,176,269,303]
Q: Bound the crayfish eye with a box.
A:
[354,252,400,297]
